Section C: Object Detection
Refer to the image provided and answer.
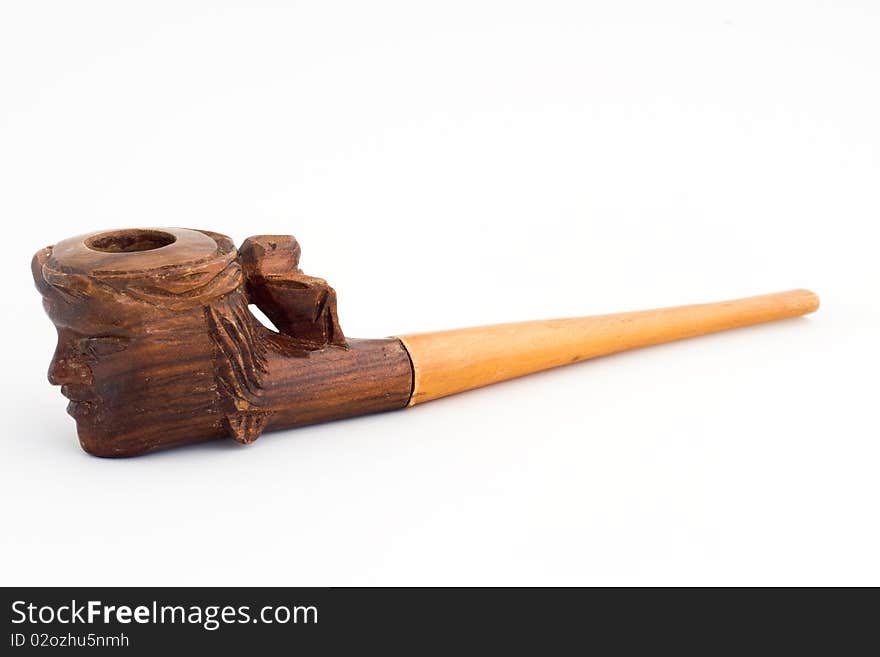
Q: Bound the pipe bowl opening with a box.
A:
[86,229,177,253]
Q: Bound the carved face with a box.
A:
[41,290,135,428]
[39,284,227,455]
[32,228,254,456]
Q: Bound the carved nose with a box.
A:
[48,358,92,385]
[47,334,93,386]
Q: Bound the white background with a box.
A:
[1,1,878,586]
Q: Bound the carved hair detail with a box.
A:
[204,294,268,409]
[205,292,273,444]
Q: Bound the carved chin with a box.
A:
[73,420,112,457]
[68,409,131,458]
[62,399,110,456]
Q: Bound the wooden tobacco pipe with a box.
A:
[32,227,819,457]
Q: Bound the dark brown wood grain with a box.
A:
[31,227,414,457]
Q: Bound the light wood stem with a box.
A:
[397,289,819,405]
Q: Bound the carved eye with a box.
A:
[79,336,129,358]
